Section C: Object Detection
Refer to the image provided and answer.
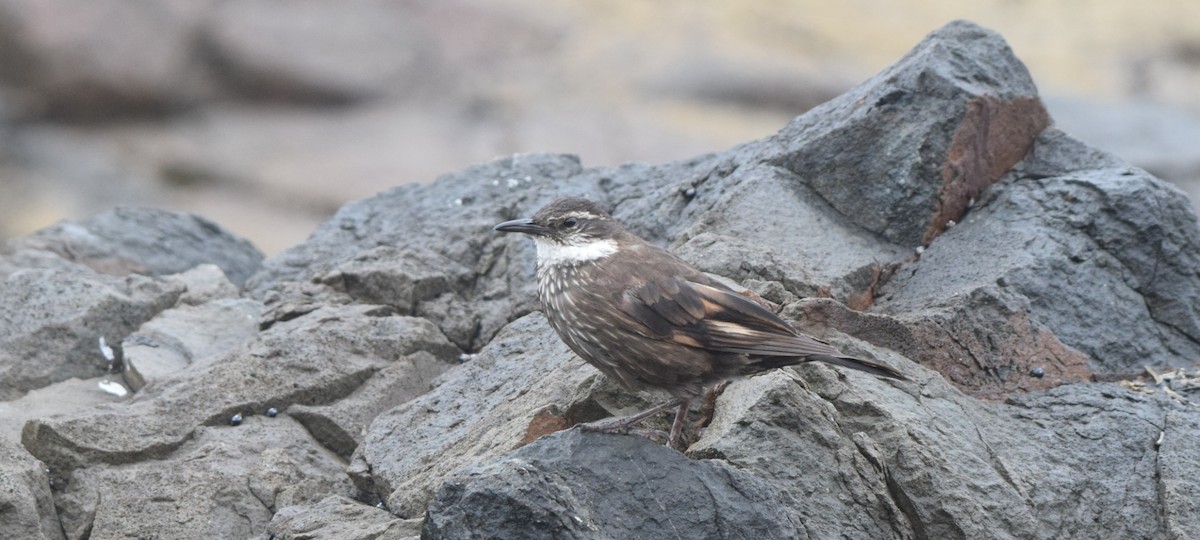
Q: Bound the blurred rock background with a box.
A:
[1,0,1198,254]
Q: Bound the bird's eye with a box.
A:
[563,217,578,228]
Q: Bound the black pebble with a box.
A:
[266,407,278,418]
[1029,367,1045,378]
[230,413,243,426]
[682,187,697,200]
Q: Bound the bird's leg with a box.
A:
[576,397,684,441]
[693,381,730,439]
[668,398,691,451]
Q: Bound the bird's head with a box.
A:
[494,197,625,266]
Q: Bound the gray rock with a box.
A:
[0,269,182,400]
[54,416,351,539]
[669,165,911,303]
[289,351,452,460]
[350,313,601,518]
[246,153,589,351]
[878,129,1200,373]
[266,495,421,540]
[0,438,63,540]
[688,371,914,539]
[687,359,1191,540]
[20,303,457,538]
[1046,96,1200,214]
[122,297,261,391]
[165,263,241,305]
[0,376,129,445]
[792,292,1091,398]
[4,206,264,286]
[994,386,1173,539]
[763,19,1049,248]
[23,304,458,475]
[423,430,806,540]
[240,21,1056,358]
[1160,409,1200,540]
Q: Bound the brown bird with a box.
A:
[495,197,906,449]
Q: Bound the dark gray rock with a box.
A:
[0,269,182,400]
[23,304,458,475]
[54,416,352,540]
[0,438,63,540]
[985,386,1174,540]
[122,297,261,391]
[289,350,452,460]
[423,430,806,540]
[349,313,601,518]
[165,263,242,305]
[241,21,1055,363]
[687,370,916,539]
[0,376,130,446]
[669,164,911,303]
[246,21,1200,540]
[1046,96,1200,215]
[763,19,1049,248]
[687,360,1191,540]
[21,303,457,538]
[246,153,590,352]
[878,129,1200,373]
[4,206,264,285]
[1160,409,1200,540]
[266,495,421,540]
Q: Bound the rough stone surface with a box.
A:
[23,304,459,474]
[349,313,601,518]
[165,263,241,305]
[1,20,1198,540]
[289,351,452,460]
[423,430,806,540]
[0,438,63,540]
[55,416,351,540]
[245,155,589,352]
[20,301,459,537]
[266,495,421,540]
[0,376,129,445]
[4,206,264,285]
[764,21,1049,248]
[878,129,1200,373]
[0,269,182,400]
[1160,409,1200,540]
[121,297,261,391]
[1047,96,1200,214]
[689,365,1185,540]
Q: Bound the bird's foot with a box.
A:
[573,397,685,447]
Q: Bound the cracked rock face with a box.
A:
[422,429,808,539]
[1,20,1198,539]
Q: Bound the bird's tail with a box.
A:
[811,354,908,381]
[751,354,908,381]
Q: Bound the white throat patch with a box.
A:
[534,236,618,266]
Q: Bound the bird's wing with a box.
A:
[617,275,843,358]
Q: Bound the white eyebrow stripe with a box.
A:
[561,212,606,220]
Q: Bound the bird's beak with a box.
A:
[493,218,550,236]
